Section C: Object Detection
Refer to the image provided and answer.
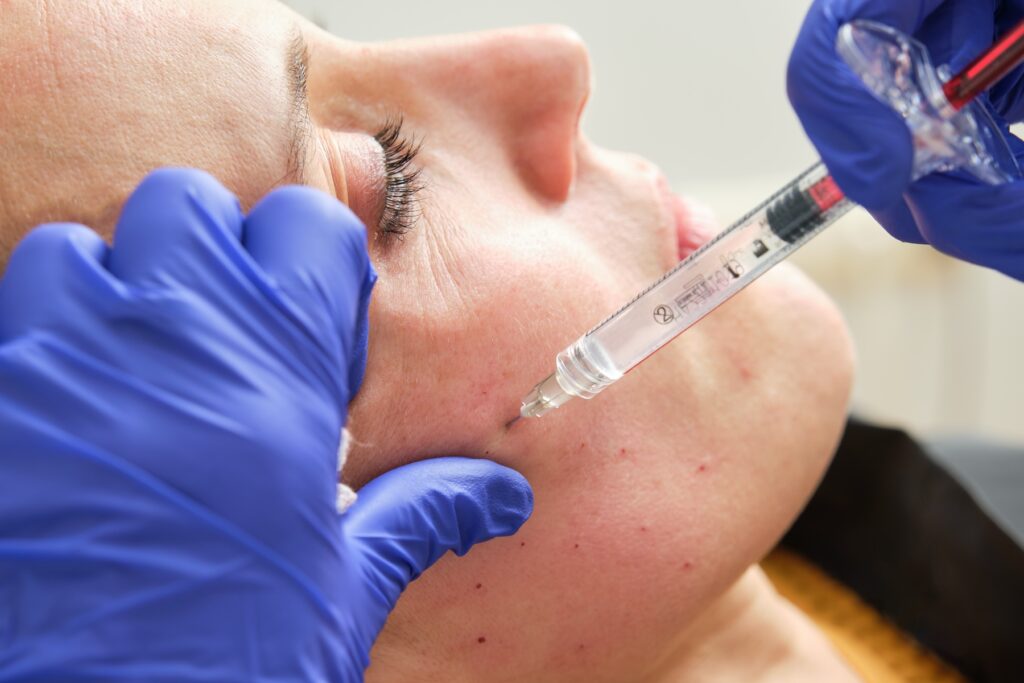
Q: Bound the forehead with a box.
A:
[0,0,299,246]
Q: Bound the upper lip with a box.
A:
[572,141,687,270]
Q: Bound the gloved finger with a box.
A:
[343,457,533,613]
[787,0,945,210]
[905,172,1024,280]
[868,197,928,244]
[0,223,112,341]
[243,186,376,399]
[107,168,245,287]
[913,0,999,75]
[990,2,1024,121]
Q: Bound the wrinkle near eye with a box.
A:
[316,128,348,204]
[421,207,474,311]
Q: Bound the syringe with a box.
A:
[518,18,1024,421]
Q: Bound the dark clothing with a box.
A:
[783,418,1024,683]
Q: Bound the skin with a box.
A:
[0,1,858,681]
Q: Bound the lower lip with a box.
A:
[659,182,716,261]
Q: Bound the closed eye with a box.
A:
[374,116,423,239]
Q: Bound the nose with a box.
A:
[426,26,593,202]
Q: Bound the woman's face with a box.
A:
[0,1,854,680]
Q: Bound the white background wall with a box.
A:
[283,0,1024,444]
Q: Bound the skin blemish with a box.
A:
[478,636,486,644]
[617,446,638,463]
[520,541,526,547]
[697,464,707,473]
[739,365,753,382]
[573,543,579,549]
[683,561,693,570]
[579,442,586,450]
[639,526,647,533]
[578,644,586,651]
[476,583,483,589]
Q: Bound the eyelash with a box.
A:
[374,117,423,238]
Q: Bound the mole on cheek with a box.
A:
[477,636,486,644]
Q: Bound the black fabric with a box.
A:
[782,418,1024,683]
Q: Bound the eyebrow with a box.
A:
[284,28,313,184]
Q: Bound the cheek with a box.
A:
[345,214,643,484]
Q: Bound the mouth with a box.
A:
[654,173,717,263]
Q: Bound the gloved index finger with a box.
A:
[243,186,377,402]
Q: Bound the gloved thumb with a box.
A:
[343,457,533,614]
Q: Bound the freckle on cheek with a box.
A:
[477,636,486,644]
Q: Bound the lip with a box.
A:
[654,174,716,263]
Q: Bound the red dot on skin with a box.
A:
[520,542,526,547]
[739,366,753,381]
[476,583,482,589]
[640,526,647,532]
[579,442,586,450]
[478,636,486,644]
[578,644,585,650]
[697,464,707,473]
[574,544,579,549]
[683,561,693,570]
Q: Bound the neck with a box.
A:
[642,566,861,683]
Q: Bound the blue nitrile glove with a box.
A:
[0,168,533,682]
[788,0,1024,280]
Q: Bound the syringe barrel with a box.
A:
[549,162,852,403]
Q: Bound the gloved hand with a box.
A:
[788,0,1024,281]
[0,169,533,682]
